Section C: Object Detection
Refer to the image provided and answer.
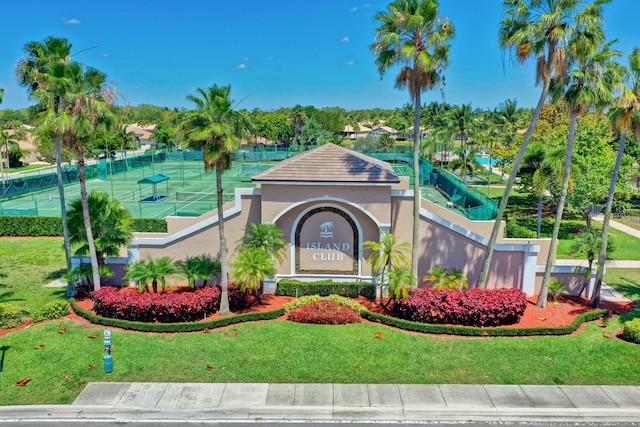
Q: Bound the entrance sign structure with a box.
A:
[129,144,592,298]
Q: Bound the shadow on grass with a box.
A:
[619,307,640,323]
[45,268,67,281]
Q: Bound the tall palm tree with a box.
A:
[16,36,74,271]
[538,36,622,307]
[445,104,482,183]
[371,0,455,279]
[39,62,115,289]
[478,0,608,289]
[180,84,249,315]
[591,47,640,307]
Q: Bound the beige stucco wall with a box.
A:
[129,184,578,296]
[135,193,261,262]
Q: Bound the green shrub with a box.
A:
[283,294,366,314]
[623,318,640,344]
[288,300,361,325]
[70,298,284,333]
[31,301,70,323]
[276,279,375,299]
[363,308,609,337]
[0,303,23,329]
[131,218,168,233]
[0,216,167,236]
[506,220,537,239]
[0,216,63,236]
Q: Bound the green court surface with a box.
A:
[0,160,276,219]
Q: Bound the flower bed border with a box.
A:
[362,309,609,337]
[71,298,609,336]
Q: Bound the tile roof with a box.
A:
[252,143,400,184]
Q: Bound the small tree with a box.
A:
[124,260,150,292]
[177,254,221,289]
[423,266,469,290]
[240,222,287,263]
[145,256,179,293]
[364,230,412,306]
[387,265,416,304]
[231,247,276,300]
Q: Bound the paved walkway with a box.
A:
[2,383,640,423]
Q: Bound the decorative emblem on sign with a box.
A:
[320,221,334,238]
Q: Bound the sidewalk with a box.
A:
[2,383,640,423]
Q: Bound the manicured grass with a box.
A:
[2,243,640,406]
[1,315,639,405]
[0,237,67,316]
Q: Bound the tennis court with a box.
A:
[0,157,276,218]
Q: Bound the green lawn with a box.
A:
[1,240,639,406]
[0,238,67,315]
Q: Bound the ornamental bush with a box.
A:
[623,318,640,344]
[392,287,528,327]
[287,300,361,325]
[0,303,23,329]
[91,286,221,323]
[31,300,70,323]
[276,279,376,299]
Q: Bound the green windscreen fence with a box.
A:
[434,171,497,220]
[1,146,497,220]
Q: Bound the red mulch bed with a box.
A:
[2,289,635,338]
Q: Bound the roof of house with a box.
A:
[252,143,400,184]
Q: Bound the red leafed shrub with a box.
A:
[287,300,361,325]
[91,286,222,323]
[392,287,528,327]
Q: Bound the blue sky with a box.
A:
[1,0,638,112]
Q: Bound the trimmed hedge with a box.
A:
[362,308,609,337]
[0,216,63,236]
[130,218,168,233]
[31,300,70,323]
[0,303,23,329]
[623,318,640,344]
[0,216,167,236]
[276,279,376,299]
[393,288,528,327]
[70,298,284,333]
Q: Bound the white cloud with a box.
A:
[345,60,355,65]
[349,6,358,12]
[342,36,350,43]
[236,63,248,69]
[101,53,110,58]
[64,18,81,24]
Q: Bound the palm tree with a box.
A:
[179,84,249,315]
[146,256,179,293]
[177,254,221,289]
[39,62,115,290]
[240,222,287,264]
[478,0,608,289]
[231,247,276,300]
[538,36,622,307]
[16,36,74,271]
[364,229,412,305]
[591,47,640,307]
[445,104,480,183]
[67,190,133,266]
[124,260,151,292]
[386,265,416,302]
[372,0,455,279]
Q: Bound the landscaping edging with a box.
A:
[362,309,610,337]
[70,298,609,336]
[69,298,285,333]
